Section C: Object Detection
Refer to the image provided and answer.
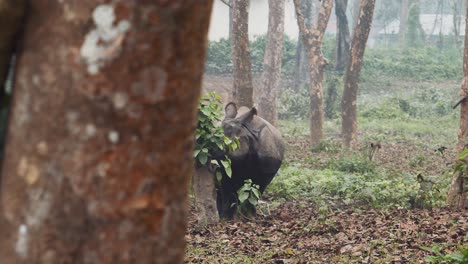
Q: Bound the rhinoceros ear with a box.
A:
[225,102,238,119]
[239,107,257,123]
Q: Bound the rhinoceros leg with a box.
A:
[217,177,239,220]
[256,157,283,193]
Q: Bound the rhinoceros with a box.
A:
[217,102,285,219]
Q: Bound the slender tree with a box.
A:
[293,0,315,92]
[341,0,376,148]
[407,0,424,46]
[294,0,334,147]
[452,0,464,47]
[258,0,285,126]
[351,0,361,33]
[335,0,351,72]
[0,1,213,262]
[232,0,254,107]
[399,0,410,45]
[448,0,468,210]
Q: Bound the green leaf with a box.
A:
[198,152,208,165]
[221,160,230,169]
[216,141,224,151]
[248,196,258,206]
[193,149,201,158]
[252,188,261,199]
[224,166,232,178]
[444,253,464,261]
[216,171,223,183]
[224,137,232,145]
[458,149,468,160]
[238,191,249,203]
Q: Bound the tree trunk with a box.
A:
[258,0,285,126]
[335,0,351,72]
[294,0,334,147]
[351,0,361,34]
[193,166,219,226]
[448,0,468,210]
[232,0,254,107]
[293,0,314,92]
[0,0,26,100]
[399,0,410,45]
[407,0,424,46]
[341,0,376,148]
[452,0,464,47]
[229,0,233,39]
[0,1,213,263]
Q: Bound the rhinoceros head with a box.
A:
[221,102,257,159]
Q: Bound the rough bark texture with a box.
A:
[334,0,351,73]
[0,0,26,97]
[232,0,254,107]
[399,0,409,45]
[258,0,285,126]
[294,0,334,147]
[193,166,219,225]
[0,1,213,263]
[448,0,468,210]
[293,0,315,92]
[341,0,376,148]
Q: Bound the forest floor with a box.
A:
[185,134,467,264]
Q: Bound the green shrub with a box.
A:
[327,153,376,174]
[237,179,261,217]
[194,92,239,178]
[278,86,309,120]
[266,164,450,209]
[205,35,299,75]
[311,139,341,153]
[362,47,462,81]
[421,244,468,264]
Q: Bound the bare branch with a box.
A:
[219,0,232,8]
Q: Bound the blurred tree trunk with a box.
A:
[335,0,351,72]
[407,0,424,46]
[258,0,285,126]
[452,0,464,47]
[229,0,233,39]
[399,0,410,45]
[0,0,26,100]
[351,0,361,35]
[232,0,253,107]
[293,0,315,92]
[448,1,468,210]
[0,1,213,263]
[294,0,334,147]
[341,0,376,148]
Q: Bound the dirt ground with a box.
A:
[186,135,467,263]
[186,201,466,263]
